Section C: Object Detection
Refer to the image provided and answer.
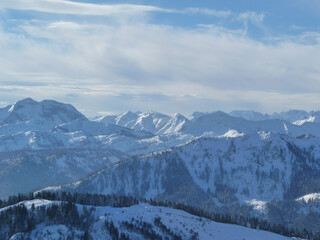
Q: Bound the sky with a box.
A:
[0,0,320,117]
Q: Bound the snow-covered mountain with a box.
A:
[97,111,171,134]
[230,109,320,124]
[188,111,210,122]
[47,131,320,209]
[0,148,130,199]
[2,199,295,240]
[0,99,155,199]
[0,99,320,202]
[156,113,190,135]
[3,98,320,235]
[180,111,305,137]
[230,110,272,121]
[2,98,320,201]
[0,99,200,199]
[0,98,85,134]
[99,110,320,138]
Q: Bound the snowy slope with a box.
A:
[230,109,320,124]
[0,148,129,199]
[180,111,320,138]
[48,131,320,208]
[296,193,320,203]
[98,109,320,138]
[98,111,171,134]
[294,193,320,214]
[0,98,85,134]
[0,100,197,199]
[273,110,310,123]
[230,110,271,121]
[188,111,209,122]
[181,111,293,137]
[3,200,295,240]
[156,113,190,135]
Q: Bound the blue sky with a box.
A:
[0,0,320,116]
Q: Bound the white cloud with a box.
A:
[0,0,172,16]
[0,4,320,115]
[184,8,232,18]
[236,11,265,33]
[237,11,265,24]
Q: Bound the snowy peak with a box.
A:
[1,98,85,126]
[115,111,139,126]
[131,111,170,133]
[156,113,190,135]
[55,117,153,138]
[219,129,245,138]
[97,110,171,134]
[97,109,320,137]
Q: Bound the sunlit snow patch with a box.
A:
[245,199,268,213]
[219,129,245,138]
[293,116,315,126]
[296,193,320,203]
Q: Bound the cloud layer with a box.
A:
[0,1,319,115]
[0,0,172,16]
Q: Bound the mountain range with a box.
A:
[1,98,320,237]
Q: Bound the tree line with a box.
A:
[0,191,319,240]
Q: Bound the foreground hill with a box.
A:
[0,196,298,240]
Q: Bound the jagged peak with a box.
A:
[171,113,186,119]
[140,110,169,118]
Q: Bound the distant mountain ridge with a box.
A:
[230,109,320,123]
[97,108,320,135]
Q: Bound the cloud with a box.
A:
[0,0,172,16]
[236,11,265,33]
[237,11,265,24]
[184,8,232,18]
[0,3,320,115]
